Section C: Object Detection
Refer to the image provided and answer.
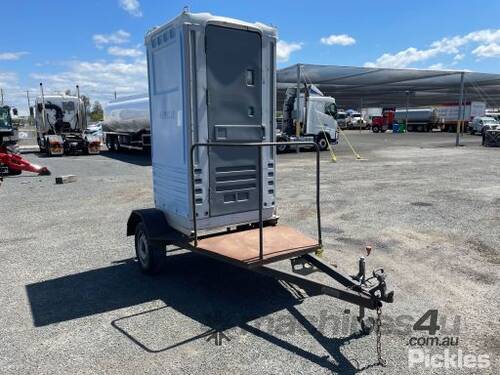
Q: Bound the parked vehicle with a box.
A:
[371,108,395,133]
[1,105,50,176]
[34,84,100,156]
[435,101,486,132]
[281,86,339,151]
[102,94,150,152]
[336,111,347,129]
[394,108,438,132]
[346,110,368,129]
[469,116,500,135]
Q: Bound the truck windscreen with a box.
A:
[62,101,76,112]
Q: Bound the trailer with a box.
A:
[34,84,100,156]
[126,11,394,365]
[102,94,151,152]
[435,101,486,132]
[394,108,438,132]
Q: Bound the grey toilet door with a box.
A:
[205,24,263,217]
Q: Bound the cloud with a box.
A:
[453,53,465,61]
[320,34,356,46]
[30,58,148,104]
[277,40,302,63]
[428,63,445,70]
[0,52,29,61]
[93,30,130,47]
[472,43,500,58]
[107,46,143,57]
[365,28,500,68]
[365,47,440,68]
[119,0,142,17]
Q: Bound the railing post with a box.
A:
[258,145,264,260]
[315,144,322,246]
[190,144,198,246]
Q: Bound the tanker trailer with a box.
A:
[103,94,150,151]
[394,108,438,132]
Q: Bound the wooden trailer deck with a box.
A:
[189,225,320,267]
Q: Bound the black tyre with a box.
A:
[277,143,289,153]
[7,168,22,176]
[407,125,414,132]
[470,128,475,135]
[417,124,424,132]
[372,126,380,133]
[316,135,329,151]
[134,222,166,274]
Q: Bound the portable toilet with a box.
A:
[145,11,277,235]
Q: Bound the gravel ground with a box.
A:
[1,131,498,374]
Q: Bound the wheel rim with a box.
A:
[136,232,149,266]
[319,138,327,149]
[278,144,286,152]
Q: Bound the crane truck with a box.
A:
[34,84,100,156]
[279,85,339,152]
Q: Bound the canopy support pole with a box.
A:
[405,90,410,133]
[296,64,301,153]
[456,72,465,147]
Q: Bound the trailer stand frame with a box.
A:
[127,141,394,366]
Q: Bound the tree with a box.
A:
[64,89,72,96]
[90,101,104,122]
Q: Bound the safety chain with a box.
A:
[376,306,386,366]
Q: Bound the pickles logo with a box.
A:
[408,349,490,369]
[407,310,490,369]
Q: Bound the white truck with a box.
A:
[435,101,486,132]
[34,85,100,156]
[102,94,151,151]
[280,86,339,152]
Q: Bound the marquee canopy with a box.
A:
[277,64,500,109]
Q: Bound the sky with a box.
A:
[1,0,500,114]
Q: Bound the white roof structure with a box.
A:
[277,64,500,108]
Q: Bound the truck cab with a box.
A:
[281,88,339,151]
[34,93,99,156]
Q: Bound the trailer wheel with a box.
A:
[417,124,424,132]
[134,222,166,274]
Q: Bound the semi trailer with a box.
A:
[126,12,393,361]
[435,101,486,132]
[394,108,438,132]
[280,85,339,152]
[34,84,100,156]
[102,94,151,151]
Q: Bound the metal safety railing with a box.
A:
[190,141,322,261]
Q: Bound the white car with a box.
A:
[470,116,500,135]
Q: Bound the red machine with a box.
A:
[371,108,395,133]
[0,145,51,176]
[0,105,51,176]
